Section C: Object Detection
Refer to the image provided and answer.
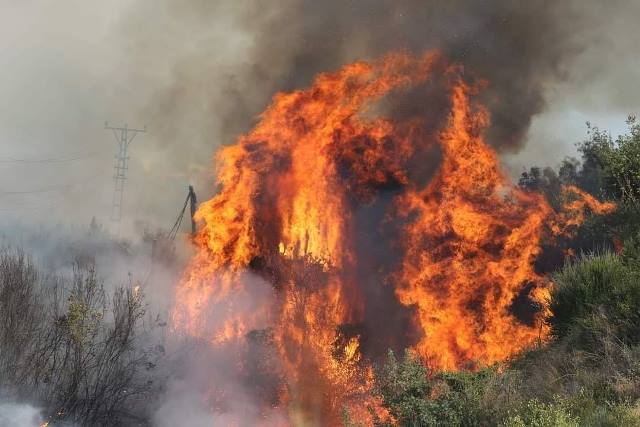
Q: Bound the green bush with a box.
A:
[373,351,500,426]
[373,350,433,426]
[578,402,640,427]
[550,252,640,345]
[500,399,579,427]
[506,398,640,427]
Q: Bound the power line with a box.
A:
[0,185,73,195]
[0,153,100,164]
[0,175,101,196]
[0,178,102,213]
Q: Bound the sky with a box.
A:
[0,0,638,236]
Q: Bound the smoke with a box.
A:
[153,349,287,427]
[1,0,639,231]
[0,218,186,312]
[0,399,43,427]
[227,0,581,150]
[506,0,640,171]
[152,271,286,425]
[120,0,600,154]
[117,0,640,216]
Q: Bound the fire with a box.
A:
[172,51,615,424]
[394,76,554,370]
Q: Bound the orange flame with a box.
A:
[172,51,614,424]
[394,75,553,370]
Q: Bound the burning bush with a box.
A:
[171,52,616,423]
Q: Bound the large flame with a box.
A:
[172,52,615,424]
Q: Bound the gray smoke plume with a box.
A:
[124,0,585,154]
[0,398,43,427]
[1,0,639,233]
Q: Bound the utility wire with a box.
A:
[0,175,101,196]
[0,185,74,195]
[0,156,86,164]
[0,151,107,164]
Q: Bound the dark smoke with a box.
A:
[246,0,586,151]
[2,1,637,231]
[127,0,585,156]
[118,0,590,362]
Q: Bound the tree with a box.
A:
[579,117,640,206]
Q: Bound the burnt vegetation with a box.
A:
[0,247,161,426]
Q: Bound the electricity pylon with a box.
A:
[105,122,146,234]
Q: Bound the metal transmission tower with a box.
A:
[105,122,146,232]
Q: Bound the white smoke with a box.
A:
[152,270,287,425]
[0,402,42,427]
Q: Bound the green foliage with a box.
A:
[434,369,501,426]
[500,399,579,427]
[374,350,500,426]
[580,117,640,205]
[64,269,105,345]
[550,252,640,345]
[578,121,640,238]
[519,160,580,211]
[374,350,433,426]
[519,118,640,253]
[501,394,640,427]
[577,402,640,427]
